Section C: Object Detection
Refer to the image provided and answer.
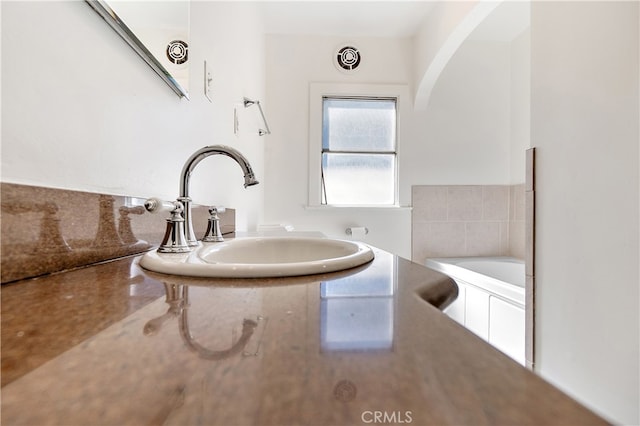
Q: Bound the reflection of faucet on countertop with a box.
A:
[1,200,71,253]
[2,194,149,252]
[143,283,185,336]
[92,195,123,248]
[143,282,260,361]
[93,195,149,248]
[118,205,146,245]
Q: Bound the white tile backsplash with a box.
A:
[466,222,503,256]
[447,186,483,221]
[482,186,510,221]
[412,184,525,263]
[411,186,448,222]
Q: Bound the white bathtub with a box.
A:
[425,257,525,306]
[425,257,525,365]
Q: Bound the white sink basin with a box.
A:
[139,237,374,278]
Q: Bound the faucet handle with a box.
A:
[157,201,191,253]
[144,197,177,214]
[202,206,225,242]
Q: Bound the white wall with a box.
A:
[187,1,266,229]
[413,39,512,186]
[413,0,500,110]
[1,1,265,231]
[510,28,530,184]
[531,2,639,424]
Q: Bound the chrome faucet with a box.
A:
[178,145,259,246]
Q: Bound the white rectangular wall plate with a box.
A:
[234,107,239,134]
[204,60,213,102]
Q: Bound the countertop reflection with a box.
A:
[1,247,604,426]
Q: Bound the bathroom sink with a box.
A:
[139,237,374,278]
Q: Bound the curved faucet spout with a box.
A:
[179,145,259,246]
[180,145,259,199]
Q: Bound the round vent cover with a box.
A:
[166,40,188,65]
[335,45,361,71]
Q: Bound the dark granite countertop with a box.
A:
[1,245,605,425]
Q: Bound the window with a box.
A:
[320,97,397,205]
[308,83,406,208]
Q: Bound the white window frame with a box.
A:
[308,83,408,208]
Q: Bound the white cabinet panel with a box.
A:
[464,285,490,340]
[489,296,525,365]
[440,275,525,365]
